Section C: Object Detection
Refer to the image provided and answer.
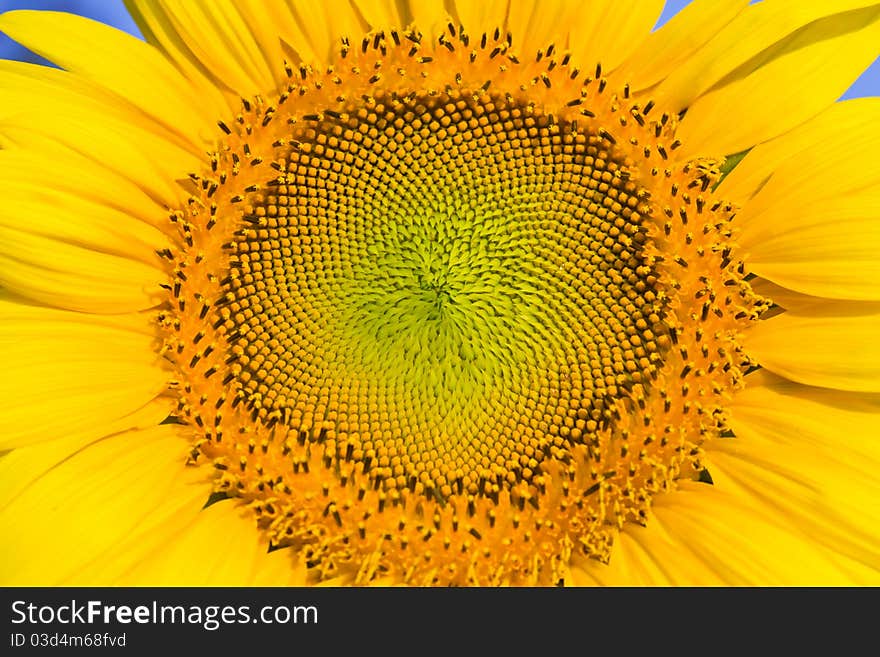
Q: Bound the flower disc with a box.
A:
[161,27,765,585]
[226,88,664,491]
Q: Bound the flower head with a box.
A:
[1,0,879,586]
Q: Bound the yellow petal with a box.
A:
[288,0,373,63]
[238,0,360,72]
[740,109,880,213]
[0,60,121,123]
[405,0,451,39]
[452,0,508,35]
[0,146,174,278]
[127,1,276,97]
[0,120,195,211]
[703,456,880,580]
[733,369,880,478]
[0,62,201,208]
[748,277,839,314]
[0,301,168,449]
[565,0,665,74]
[718,97,880,205]
[104,501,308,586]
[0,396,171,512]
[0,227,165,313]
[0,425,207,586]
[651,483,859,585]
[708,371,880,576]
[677,5,880,156]
[455,0,661,71]
[0,181,171,266]
[0,10,214,146]
[128,0,377,99]
[351,0,403,30]
[122,1,240,113]
[655,1,880,112]
[738,189,880,301]
[745,307,880,392]
[0,146,170,233]
[571,520,726,586]
[616,0,749,92]
[576,480,856,585]
[505,1,585,57]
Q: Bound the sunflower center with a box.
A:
[160,26,765,585]
[221,90,661,497]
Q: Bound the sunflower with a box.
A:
[1,0,878,587]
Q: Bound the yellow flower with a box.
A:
[1,0,879,586]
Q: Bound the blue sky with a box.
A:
[0,0,877,99]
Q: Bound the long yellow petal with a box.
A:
[0,62,201,208]
[0,147,170,233]
[0,181,172,266]
[129,1,276,96]
[650,482,856,585]
[615,0,749,91]
[0,301,168,449]
[505,1,585,58]
[127,0,370,101]
[576,480,856,585]
[732,97,880,218]
[0,228,165,313]
[0,396,171,511]
[122,1,239,114]
[745,307,880,392]
[719,97,880,204]
[748,277,838,314]
[565,0,664,74]
[404,0,450,39]
[708,371,880,575]
[102,501,308,586]
[655,1,880,112]
[451,0,508,36]
[677,5,880,156]
[571,520,726,586]
[0,425,207,586]
[288,0,373,62]
[707,449,880,579]
[739,189,880,301]
[0,10,214,146]
[351,0,402,30]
